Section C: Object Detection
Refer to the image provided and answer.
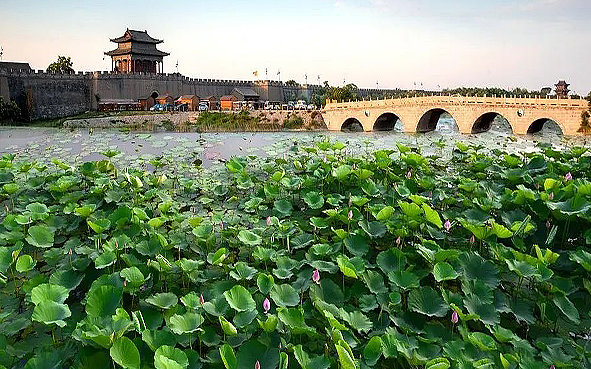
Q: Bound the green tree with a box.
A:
[47,56,74,74]
[285,80,298,87]
[0,96,21,121]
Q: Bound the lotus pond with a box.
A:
[1,125,591,369]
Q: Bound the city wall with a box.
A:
[0,67,400,120]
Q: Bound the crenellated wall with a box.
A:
[0,67,405,120]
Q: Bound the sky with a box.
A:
[1,0,590,93]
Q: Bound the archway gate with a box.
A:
[324,95,588,136]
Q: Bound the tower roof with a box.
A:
[110,29,163,44]
[104,46,169,57]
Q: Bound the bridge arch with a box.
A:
[341,117,364,132]
[373,112,403,131]
[471,112,513,134]
[527,118,564,135]
[416,108,459,133]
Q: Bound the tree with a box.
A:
[285,80,298,87]
[47,56,74,74]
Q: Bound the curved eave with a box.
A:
[104,50,170,57]
[109,37,164,44]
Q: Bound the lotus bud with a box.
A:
[323,157,327,163]
[255,360,261,369]
[444,220,452,232]
[470,235,475,244]
[348,197,352,207]
[283,153,286,160]
[68,248,72,255]
[565,172,572,181]
[271,234,275,243]
[123,280,127,287]
[200,293,205,305]
[263,297,271,313]
[406,169,412,179]
[396,236,401,246]
[348,209,353,220]
[549,192,554,200]
[451,310,459,324]
[266,216,271,226]
[220,220,225,230]
[549,365,555,369]
[546,220,551,229]
[279,342,282,349]
[312,269,320,284]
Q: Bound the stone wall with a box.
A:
[0,67,404,120]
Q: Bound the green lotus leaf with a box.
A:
[335,343,356,369]
[207,248,228,265]
[342,310,372,333]
[408,286,448,317]
[86,285,122,317]
[168,312,204,335]
[32,301,71,327]
[273,199,293,216]
[553,294,580,324]
[359,220,387,238]
[280,176,303,189]
[219,316,237,336]
[399,201,423,217]
[422,203,442,228]
[310,217,330,229]
[233,309,258,328]
[237,230,262,246]
[87,218,111,234]
[361,270,388,294]
[95,251,117,269]
[223,285,256,312]
[148,217,167,228]
[388,270,420,290]
[303,191,324,209]
[119,267,145,288]
[110,336,140,369]
[333,164,352,180]
[257,314,278,333]
[142,329,177,352]
[236,339,280,369]
[31,283,69,305]
[337,255,358,279]
[458,253,499,288]
[26,202,49,217]
[293,345,330,369]
[49,269,84,291]
[154,345,188,369]
[548,195,591,216]
[219,344,237,369]
[343,234,369,256]
[203,296,230,316]
[256,273,275,294]
[277,307,313,333]
[180,292,201,310]
[15,254,36,273]
[270,284,300,307]
[425,358,451,369]
[432,262,459,282]
[570,249,591,271]
[26,225,54,248]
[146,292,178,310]
[377,248,406,274]
[468,332,498,351]
[375,205,395,221]
[363,336,383,366]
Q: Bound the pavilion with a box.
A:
[105,29,169,74]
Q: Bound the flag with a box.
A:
[253,70,258,77]
[277,70,280,76]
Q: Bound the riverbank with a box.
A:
[61,110,327,131]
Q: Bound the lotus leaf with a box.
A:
[224,285,256,312]
[110,336,140,369]
[26,225,54,248]
[154,345,188,369]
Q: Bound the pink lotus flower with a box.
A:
[406,170,412,179]
[396,236,401,246]
[263,298,270,313]
[451,310,459,324]
[255,360,261,369]
[200,293,205,305]
[312,269,320,284]
[546,220,551,229]
[470,234,475,244]
[444,220,452,232]
[348,210,353,220]
[266,216,271,226]
[549,365,555,369]
[565,172,572,181]
[549,192,554,200]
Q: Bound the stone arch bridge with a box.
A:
[321,95,588,135]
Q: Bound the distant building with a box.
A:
[176,95,199,111]
[155,95,174,106]
[555,80,570,98]
[0,61,31,72]
[105,29,169,74]
[220,95,237,111]
[231,87,259,101]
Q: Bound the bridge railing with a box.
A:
[325,94,587,110]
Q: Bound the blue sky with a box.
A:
[1,0,590,93]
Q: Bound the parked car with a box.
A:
[150,104,164,111]
[295,100,307,110]
[164,103,175,111]
[307,104,316,110]
[176,103,188,111]
[199,102,209,111]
